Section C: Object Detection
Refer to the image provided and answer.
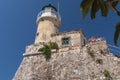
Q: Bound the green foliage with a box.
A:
[80,0,93,18]
[87,49,95,58]
[96,58,103,64]
[114,22,120,46]
[103,69,112,80]
[80,0,120,19]
[38,44,51,61]
[38,42,58,61]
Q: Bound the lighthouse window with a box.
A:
[62,37,70,46]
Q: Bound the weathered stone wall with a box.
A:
[80,30,87,46]
[86,41,108,53]
[51,30,87,48]
[35,20,59,44]
[25,43,44,53]
[13,42,120,80]
[27,30,87,55]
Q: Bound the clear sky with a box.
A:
[0,0,120,80]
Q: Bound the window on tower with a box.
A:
[36,32,39,36]
[62,37,70,47]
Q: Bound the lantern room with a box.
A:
[36,4,61,24]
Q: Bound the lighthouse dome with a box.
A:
[36,4,61,23]
[42,4,57,12]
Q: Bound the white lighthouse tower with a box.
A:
[35,4,61,44]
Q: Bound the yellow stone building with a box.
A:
[35,4,87,48]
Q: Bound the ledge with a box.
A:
[51,49,57,53]
[23,52,42,57]
[51,29,82,36]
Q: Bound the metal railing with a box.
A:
[88,37,106,44]
[37,10,61,21]
[108,44,120,56]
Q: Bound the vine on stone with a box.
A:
[38,42,58,61]
[103,69,112,80]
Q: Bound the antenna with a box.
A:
[58,0,60,14]
[57,0,61,21]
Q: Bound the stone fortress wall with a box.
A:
[13,38,120,80]
[13,4,120,80]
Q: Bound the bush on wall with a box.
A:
[38,42,58,61]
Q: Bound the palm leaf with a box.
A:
[107,0,120,16]
[114,22,120,45]
[98,0,107,16]
[80,0,94,19]
[91,0,100,19]
[80,0,108,19]
[80,0,120,19]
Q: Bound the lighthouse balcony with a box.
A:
[37,10,61,21]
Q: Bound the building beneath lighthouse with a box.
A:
[13,4,109,80]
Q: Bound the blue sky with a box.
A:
[0,0,120,80]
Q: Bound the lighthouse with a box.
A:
[35,4,61,44]
[13,3,110,80]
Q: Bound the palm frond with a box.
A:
[114,22,120,45]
